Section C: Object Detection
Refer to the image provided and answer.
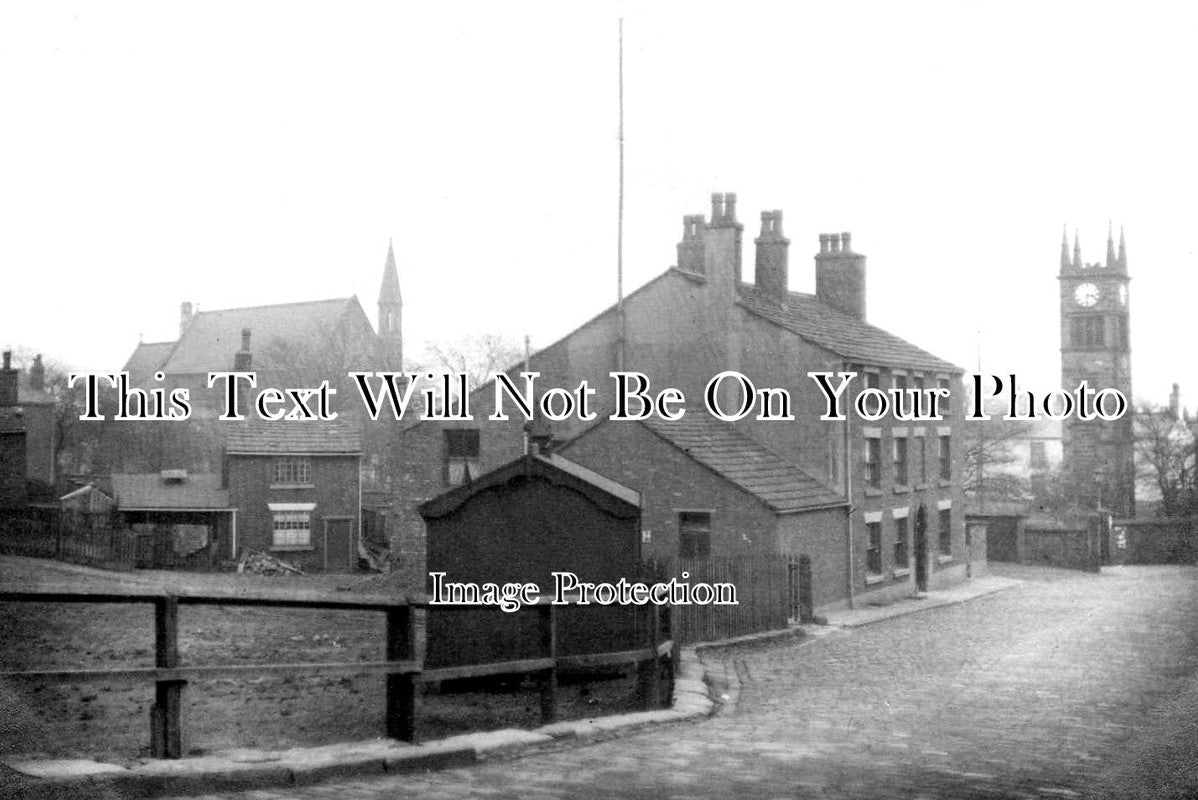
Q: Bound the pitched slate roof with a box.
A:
[224,418,362,455]
[122,340,176,383]
[541,452,641,508]
[126,297,369,377]
[112,472,229,510]
[737,284,960,372]
[640,415,846,513]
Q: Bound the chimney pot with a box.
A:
[711,193,724,221]
[830,233,841,254]
[841,232,852,253]
[819,233,829,254]
[30,354,45,392]
[2,351,10,371]
[724,192,737,222]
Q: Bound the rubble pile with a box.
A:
[236,549,305,576]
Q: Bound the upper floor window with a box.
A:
[445,429,481,485]
[273,456,311,486]
[893,435,909,486]
[938,434,952,481]
[865,436,882,488]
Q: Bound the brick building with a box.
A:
[388,192,969,611]
[224,418,363,572]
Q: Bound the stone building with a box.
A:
[1058,226,1135,515]
[387,192,970,612]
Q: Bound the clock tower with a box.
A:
[1058,225,1135,516]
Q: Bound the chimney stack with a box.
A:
[1170,383,1181,421]
[0,351,18,407]
[233,329,253,371]
[180,302,195,337]
[754,210,790,303]
[815,231,867,320]
[676,214,707,274]
[29,354,45,393]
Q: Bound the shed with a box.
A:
[417,452,644,666]
[112,471,233,567]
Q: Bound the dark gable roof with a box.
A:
[157,297,367,375]
[122,341,176,382]
[417,452,640,520]
[112,472,229,510]
[737,284,960,373]
[640,415,846,513]
[225,418,362,455]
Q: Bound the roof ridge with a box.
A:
[192,296,355,316]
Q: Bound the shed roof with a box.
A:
[418,453,641,520]
[640,415,846,513]
[112,472,229,510]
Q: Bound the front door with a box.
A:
[914,504,928,592]
[323,518,354,572]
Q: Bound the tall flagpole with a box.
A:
[616,17,626,372]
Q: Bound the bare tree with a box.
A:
[1135,402,1197,517]
[422,334,523,393]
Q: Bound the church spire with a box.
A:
[1072,231,1081,269]
[1105,221,1117,268]
[1118,226,1127,270]
[1060,225,1071,270]
[377,238,403,370]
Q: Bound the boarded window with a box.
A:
[678,512,711,559]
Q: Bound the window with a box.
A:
[893,435,909,486]
[1030,440,1048,469]
[864,371,880,391]
[445,429,481,485]
[866,521,882,575]
[865,437,882,488]
[1070,316,1105,349]
[269,503,316,550]
[913,376,926,417]
[893,374,909,416]
[939,434,951,480]
[827,433,841,487]
[917,434,927,484]
[678,512,711,558]
[939,508,952,555]
[937,377,952,415]
[894,517,909,568]
[273,456,311,485]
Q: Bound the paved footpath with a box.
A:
[177,564,1197,800]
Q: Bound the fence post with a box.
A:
[636,603,662,708]
[385,605,417,741]
[150,596,184,758]
[539,603,557,724]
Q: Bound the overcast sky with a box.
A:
[3,2,1195,407]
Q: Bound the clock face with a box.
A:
[1074,283,1099,307]
[1119,285,1128,306]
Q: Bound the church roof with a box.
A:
[736,283,960,373]
[124,296,371,377]
[639,414,846,513]
[122,340,176,383]
[379,240,402,305]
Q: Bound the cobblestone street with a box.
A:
[186,564,1198,799]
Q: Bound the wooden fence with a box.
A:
[0,509,137,569]
[645,553,808,644]
[0,585,675,759]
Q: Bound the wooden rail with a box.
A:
[0,587,675,758]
